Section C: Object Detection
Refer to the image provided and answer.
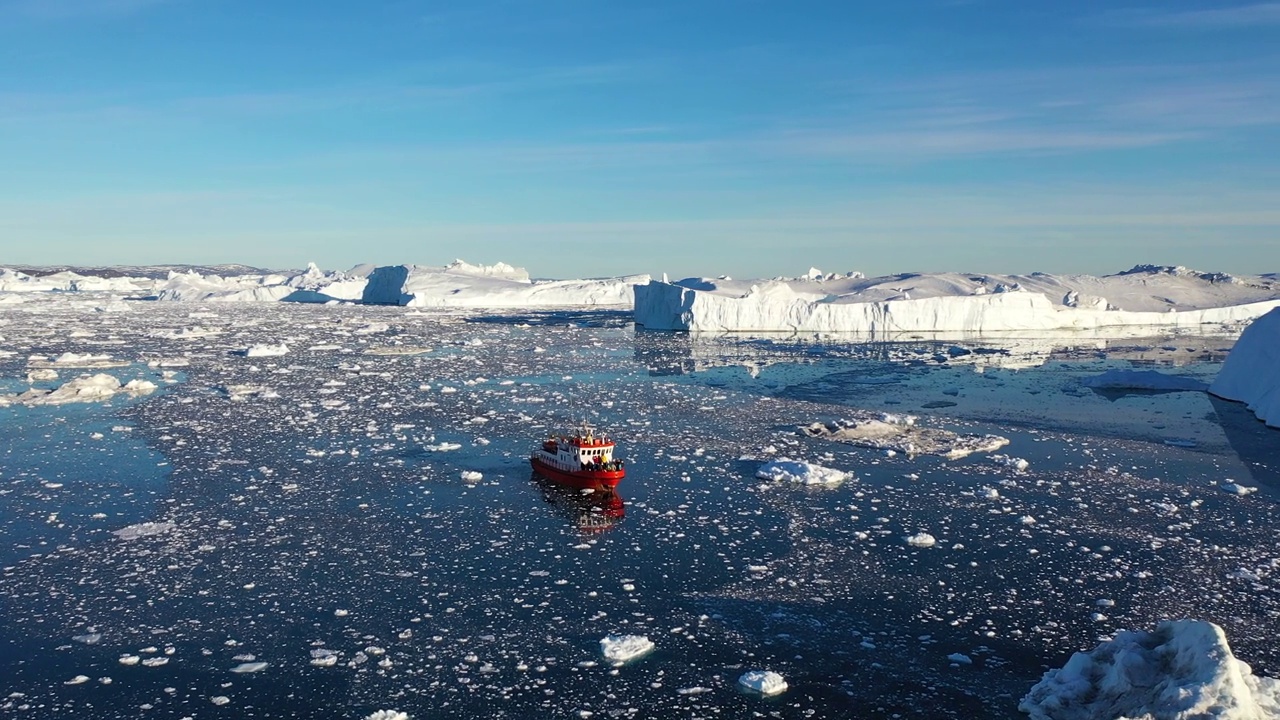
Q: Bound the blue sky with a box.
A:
[1,0,1277,278]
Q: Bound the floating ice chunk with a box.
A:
[993,455,1030,471]
[905,533,937,548]
[118,655,140,666]
[27,368,58,382]
[949,653,973,665]
[981,486,1001,499]
[1020,619,1280,720]
[1219,482,1258,496]
[1019,515,1037,525]
[243,343,289,357]
[600,635,654,664]
[738,670,787,696]
[230,662,269,673]
[755,459,849,485]
[334,609,349,617]
[460,470,483,482]
[365,710,410,720]
[112,522,175,540]
[123,379,158,395]
[210,696,230,706]
[64,675,91,685]
[140,657,168,667]
[424,442,462,452]
[72,633,102,645]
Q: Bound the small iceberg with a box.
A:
[738,670,788,696]
[600,634,654,665]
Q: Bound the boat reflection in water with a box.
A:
[530,472,625,533]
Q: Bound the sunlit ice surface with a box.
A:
[1,295,1277,719]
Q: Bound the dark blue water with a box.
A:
[2,304,1277,720]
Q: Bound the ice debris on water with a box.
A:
[599,635,654,665]
[230,662,269,673]
[242,343,289,357]
[112,522,176,540]
[364,712,410,720]
[737,670,787,696]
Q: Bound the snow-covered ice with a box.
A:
[1020,620,1280,720]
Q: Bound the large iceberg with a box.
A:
[362,260,649,308]
[1210,308,1280,428]
[154,263,368,303]
[1020,620,1280,720]
[3,260,647,308]
[634,267,1280,333]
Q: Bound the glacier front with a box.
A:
[634,267,1280,334]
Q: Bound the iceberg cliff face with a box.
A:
[1210,308,1280,428]
[363,263,648,308]
[1020,620,1280,720]
[634,269,1280,333]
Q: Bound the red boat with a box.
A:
[530,424,626,489]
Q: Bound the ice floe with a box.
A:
[0,373,157,407]
[800,416,1009,459]
[1020,620,1280,720]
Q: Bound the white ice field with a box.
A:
[1,264,1279,719]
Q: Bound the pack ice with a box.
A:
[1210,308,1280,428]
[1020,620,1280,720]
[634,266,1280,333]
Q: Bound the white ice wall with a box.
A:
[634,280,1280,334]
[1210,307,1280,428]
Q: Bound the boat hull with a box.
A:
[530,456,624,489]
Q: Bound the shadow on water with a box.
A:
[1211,395,1280,489]
[466,309,632,328]
[530,472,626,533]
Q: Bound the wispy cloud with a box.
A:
[1102,3,1280,28]
[773,128,1192,159]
